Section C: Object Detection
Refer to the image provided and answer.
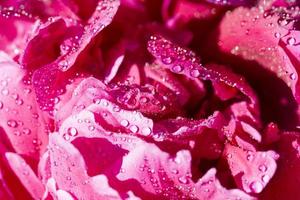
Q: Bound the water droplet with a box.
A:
[113,106,120,112]
[22,128,31,135]
[1,89,9,96]
[0,101,3,109]
[120,119,129,127]
[139,96,149,103]
[258,164,267,172]
[287,37,296,46]
[274,32,281,38]
[129,125,139,133]
[290,73,296,80]
[15,99,23,105]
[178,176,188,184]
[88,125,95,131]
[141,127,152,136]
[171,169,179,174]
[1,80,8,86]
[67,127,78,136]
[261,174,270,183]
[162,57,173,64]
[246,153,253,161]
[171,65,183,73]
[250,181,263,193]
[7,120,18,128]
[190,69,200,78]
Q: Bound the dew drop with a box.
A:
[261,174,270,183]
[178,176,188,184]
[250,181,263,193]
[1,89,9,96]
[171,65,183,73]
[113,106,120,112]
[190,69,200,78]
[22,128,31,135]
[258,164,267,172]
[290,73,296,80]
[120,119,129,127]
[67,127,78,136]
[162,57,173,64]
[7,120,18,128]
[274,32,281,38]
[139,96,149,103]
[0,101,3,109]
[141,127,152,136]
[88,125,95,131]
[129,125,139,133]
[287,37,296,46]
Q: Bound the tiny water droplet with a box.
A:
[88,125,95,131]
[250,181,263,193]
[22,128,31,135]
[178,176,188,184]
[274,32,281,38]
[290,73,296,80]
[7,120,18,128]
[1,89,9,96]
[287,37,296,46]
[67,127,78,136]
[162,57,173,64]
[141,127,152,136]
[129,125,139,133]
[139,96,149,103]
[262,174,270,183]
[120,119,129,127]
[171,65,183,73]
[258,164,267,172]
[190,69,200,78]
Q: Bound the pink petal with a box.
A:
[48,132,121,199]
[224,144,278,194]
[5,152,45,199]
[0,55,51,158]
[117,142,254,199]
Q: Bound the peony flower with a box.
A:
[0,0,300,199]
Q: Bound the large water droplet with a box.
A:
[287,37,296,46]
[129,125,139,133]
[1,89,9,96]
[120,119,129,127]
[258,164,267,172]
[171,65,183,73]
[7,120,18,128]
[261,174,270,183]
[290,73,296,80]
[250,181,263,193]
[162,57,173,64]
[67,127,78,136]
[178,176,188,184]
[190,69,200,78]
[141,127,152,136]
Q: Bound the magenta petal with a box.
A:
[224,144,277,194]
[147,36,259,110]
[261,132,300,199]
[5,152,45,199]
